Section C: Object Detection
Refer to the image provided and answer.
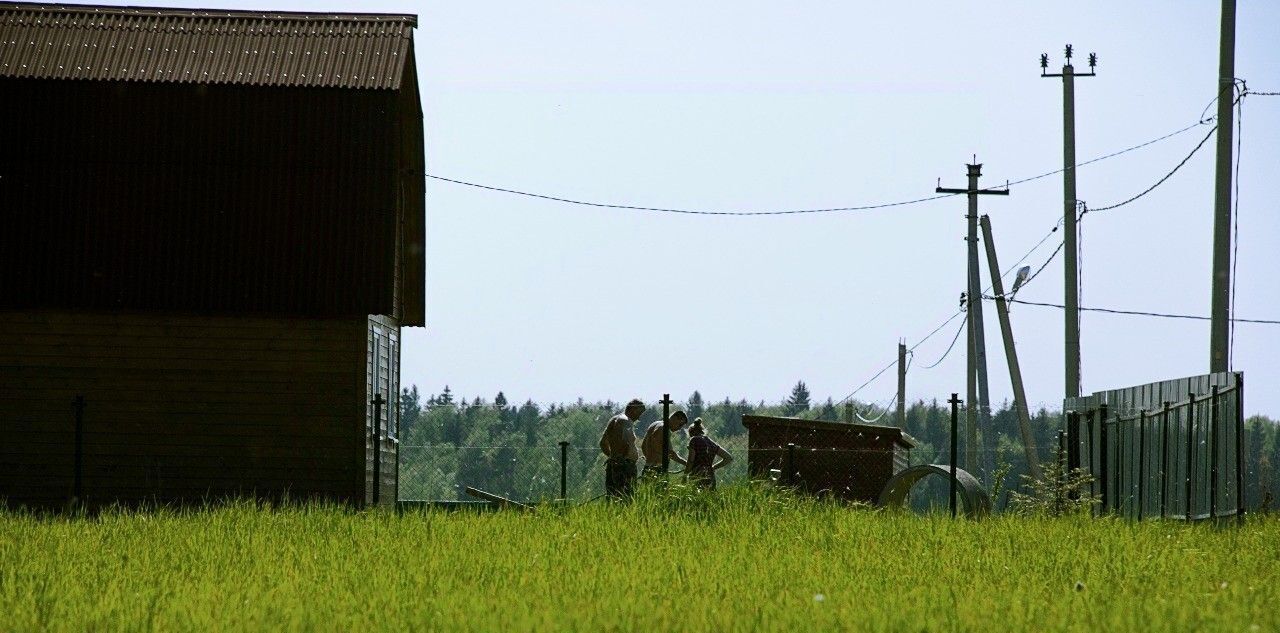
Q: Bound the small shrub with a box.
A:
[1009,457,1098,517]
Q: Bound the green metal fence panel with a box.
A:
[1065,372,1243,521]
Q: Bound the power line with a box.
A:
[764,97,1240,401]
[835,357,900,405]
[834,209,1067,402]
[1230,85,1244,369]
[1020,241,1064,292]
[1005,120,1210,188]
[425,115,1217,217]
[918,316,966,370]
[835,313,958,405]
[1198,79,1243,124]
[1085,124,1217,213]
[986,296,1280,325]
[424,173,957,216]
[856,393,897,424]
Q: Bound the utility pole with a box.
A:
[980,214,1042,481]
[1209,0,1236,373]
[937,163,1006,481]
[897,341,907,429]
[1040,44,1096,400]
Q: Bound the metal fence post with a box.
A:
[1067,412,1080,475]
[1209,385,1220,520]
[1160,402,1171,518]
[559,441,569,500]
[1099,404,1110,514]
[1097,408,1108,513]
[948,393,960,519]
[372,393,384,506]
[1186,392,1196,521]
[785,443,796,487]
[393,394,401,506]
[1236,373,1246,520]
[1114,416,1123,517]
[1056,430,1066,515]
[73,395,85,503]
[1065,412,1077,501]
[661,394,672,478]
[1085,410,1096,502]
[1137,410,1146,520]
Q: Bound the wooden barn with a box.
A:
[742,415,915,503]
[0,2,424,508]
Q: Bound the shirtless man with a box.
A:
[599,399,644,497]
[641,409,689,477]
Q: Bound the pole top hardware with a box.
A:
[1040,45,1097,77]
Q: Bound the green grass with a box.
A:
[2,485,1277,632]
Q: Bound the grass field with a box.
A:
[2,485,1277,632]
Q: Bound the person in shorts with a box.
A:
[599,399,644,497]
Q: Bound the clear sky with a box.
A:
[111,1,1280,415]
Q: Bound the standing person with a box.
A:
[641,410,689,478]
[599,399,644,497]
[685,418,733,490]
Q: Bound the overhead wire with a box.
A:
[430,91,1262,406]
[987,297,1280,325]
[424,113,1219,217]
[1077,200,1084,387]
[1085,123,1218,213]
[856,350,913,421]
[422,102,1233,402]
[871,95,1251,401]
[917,316,966,370]
[833,204,1081,404]
[1198,79,1240,124]
[424,173,958,216]
[855,394,897,424]
[1230,83,1243,369]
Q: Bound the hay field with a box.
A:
[2,486,1277,632]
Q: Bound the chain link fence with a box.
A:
[396,436,969,507]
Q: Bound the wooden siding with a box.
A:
[363,315,400,505]
[397,49,426,326]
[0,311,366,507]
[0,78,408,319]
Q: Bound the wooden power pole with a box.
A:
[1210,0,1236,372]
[1040,44,1096,401]
[980,214,1042,480]
[937,163,1006,480]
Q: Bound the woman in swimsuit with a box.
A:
[684,417,733,490]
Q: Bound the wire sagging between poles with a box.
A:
[425,112,1219,217]
[988,297,1280,325]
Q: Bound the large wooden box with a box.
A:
[742,415,915,503]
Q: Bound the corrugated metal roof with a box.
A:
[0,2,415,89]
